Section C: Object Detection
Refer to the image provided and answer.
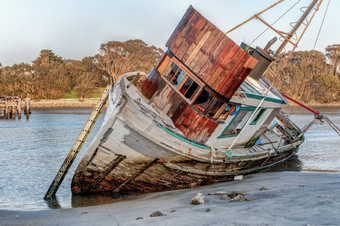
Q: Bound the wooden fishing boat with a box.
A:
[71,3,322,194]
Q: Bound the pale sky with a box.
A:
[0,0,338,66]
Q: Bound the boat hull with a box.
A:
[71,74,302,194]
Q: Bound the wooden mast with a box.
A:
[275,0,321,55]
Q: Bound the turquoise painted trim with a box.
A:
[240,106,256,111]
[156,123,211,150]
[218,108,242,139]
[218,106,267,138]
[245,93,286,104]
[250,109,266,125]
[226,150,260,157]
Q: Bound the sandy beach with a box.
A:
[1,171,339,225]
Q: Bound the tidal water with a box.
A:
[0,107,339,210]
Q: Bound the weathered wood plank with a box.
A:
[175,12,203,59]
[167,9,198,55]
[156,54,171,75]
[166,5,195,50]
[207,44,241,91]
[165,6,258,99]
[217,51,250,95]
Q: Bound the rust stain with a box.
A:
[158,158,166,163]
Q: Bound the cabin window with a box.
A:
[164,62,201,101]
[250,108,266,125]
[193,90,214,113]
[208,100,225,118]
[212,103,238,120]
[219,108,254,137]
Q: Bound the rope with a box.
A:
[250,0,302,46]
[313,0,331,50]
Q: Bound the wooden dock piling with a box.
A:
[0,96,28,119]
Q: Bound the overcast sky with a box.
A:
[0,0,338,66]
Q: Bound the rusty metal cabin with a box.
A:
[141,6,258,143]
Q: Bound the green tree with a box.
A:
[66,57,110,98]
[32,50,71,99]
[325,44,340,76]
[269,49,340,104]
[95,39,164,83]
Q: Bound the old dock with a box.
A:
[0,96,30,119]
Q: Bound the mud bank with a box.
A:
[1,171,339,225]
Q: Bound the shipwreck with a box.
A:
[44,1,339,198]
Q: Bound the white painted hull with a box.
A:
[71,73,303,194]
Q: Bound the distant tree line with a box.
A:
[268,44,340,104]
[1,40,339,104]
[0,39,164,99]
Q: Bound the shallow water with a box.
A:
[0,107,339,210]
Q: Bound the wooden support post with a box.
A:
[44,86,111,199]
[24,96,30,119]
[12,109,15,119]
[17,99,21,119]
[4,105,8,119]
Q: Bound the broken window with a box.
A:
[193,90,214,112]
[164,62,201,101]
[250,108,266,125]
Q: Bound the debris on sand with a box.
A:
[229,191,244,199]
[260,186,268,190]
[234,175,244,180]
[150,211,164,217]
[191,192,205,205]
[245,197,255,201]
[220,194,229,200]
[229,194,245,202]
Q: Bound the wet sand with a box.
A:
[1,171,339,225]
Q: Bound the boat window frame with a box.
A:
[161,58,205,105]
[217,104,237,120]
[250,108,266,125]
[218,106,255,138]
[159,56,236,120]
[218,106,267,138]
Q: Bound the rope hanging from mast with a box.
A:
[250,0,302,46]
[313,0,331,50]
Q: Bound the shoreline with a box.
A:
[27,98,340,109]
[29,98,102,109]
[1,171,339,225]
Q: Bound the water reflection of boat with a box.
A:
[71,2,323,194]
